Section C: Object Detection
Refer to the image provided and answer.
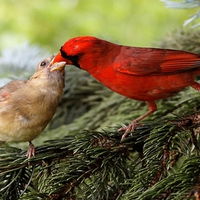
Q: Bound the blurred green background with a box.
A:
[0,0,198,146]
[0,0,196,52]
[0,0,200,153]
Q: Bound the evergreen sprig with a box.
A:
[2,18,200,200]
[1,111,200,199]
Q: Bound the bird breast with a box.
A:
[89,65,195,101]
[0,81,62,142]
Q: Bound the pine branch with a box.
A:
[155,29,200,53]
[2,26,200,200]
[0,112,200,199]
[0,130,143,199]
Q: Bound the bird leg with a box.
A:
[190,81,200,91]
[119,101,157,140]
[26,141,35,158]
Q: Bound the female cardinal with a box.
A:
[51,36,200,139]
[0,56,66,158]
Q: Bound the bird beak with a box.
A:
[50,62,66,72]
[51,52,63,64]
[50,52,73,66]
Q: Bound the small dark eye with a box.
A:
[40,61,46,66]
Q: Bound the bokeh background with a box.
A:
[3,1,200,199]
[0,0,198,146]
[0,0,196,52]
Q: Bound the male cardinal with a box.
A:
[51,36,200,139]
[0,56,66,158]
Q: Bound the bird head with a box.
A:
[27,56,66,101]
[50,36,110,69]
[34,56,66,74]
[30,56,66,85]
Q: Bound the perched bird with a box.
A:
[0,56,66,158]
[51,36,200,139]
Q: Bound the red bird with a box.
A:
[51,36,200,139]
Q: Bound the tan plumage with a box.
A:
[0,56,66,158]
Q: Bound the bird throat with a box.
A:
[60,48,81,69]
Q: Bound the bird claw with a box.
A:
[118,121,137,140]
[26,142,35,158]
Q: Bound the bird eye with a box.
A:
[40,61,46,66]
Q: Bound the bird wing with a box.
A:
[115,47,200,75]
[0,80,26,102]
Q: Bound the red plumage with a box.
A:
[52,36,200,139]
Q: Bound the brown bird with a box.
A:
[0,56,66,158]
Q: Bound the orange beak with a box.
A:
[50,61,66,72]
[50,52,73,66]
[51,52,63,64]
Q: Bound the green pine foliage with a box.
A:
[1,29,200,199]
[2,3,200,197]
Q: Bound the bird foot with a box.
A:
[118,121,137,140]
[26,142,35,158]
